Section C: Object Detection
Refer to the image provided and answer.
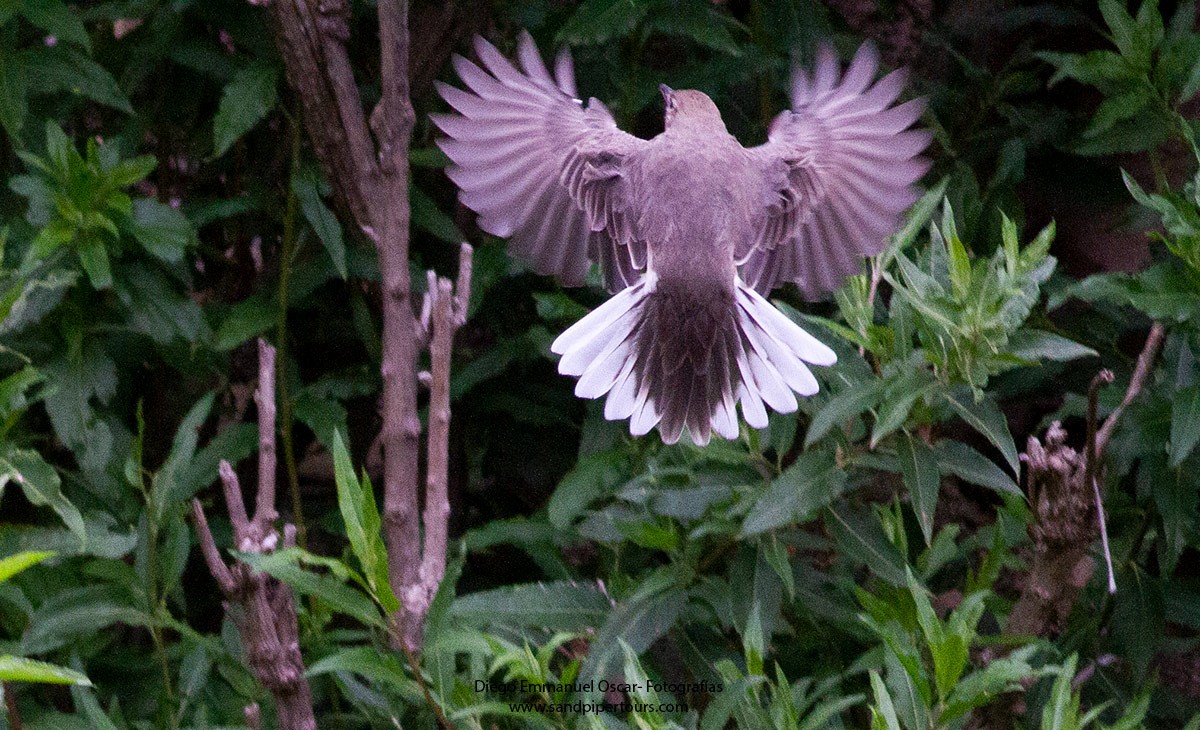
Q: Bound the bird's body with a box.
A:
[434,34,931,444]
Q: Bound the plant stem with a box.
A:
[277,119,307,548]
[135,403,177,728]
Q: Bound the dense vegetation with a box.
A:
[0,0,1199,728]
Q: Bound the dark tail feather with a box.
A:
[551,274,836,445]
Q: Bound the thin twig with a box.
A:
[453,243,473,326]
[1094,323,1165,454]
[254,339,279,528]
[218,460,250,548]
[190,500,236,594]
[190,340,315,730]
[398,639,455,730]
[277,119,307,548]
[1085,370,1117,594]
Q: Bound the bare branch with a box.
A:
[190,499,237,595]
[420,278,454,594]
[453,243,474,326]
[218,459,250,545]
[190,339,316,730]
[254,340,279,528]
[1095,323,1165,454]
[1085,370,1117,595]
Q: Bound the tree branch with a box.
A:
[1094,322,1165,455]
[264,0,464,656]
[190,340,315,730]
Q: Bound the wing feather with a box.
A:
[745,42,932,298]
[436,32,649,289]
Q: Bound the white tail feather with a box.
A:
[553,276,835,444]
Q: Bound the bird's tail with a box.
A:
[551,275,836,445]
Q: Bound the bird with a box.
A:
[432,32,931,446]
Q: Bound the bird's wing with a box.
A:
[743,43,932,298]
[432,32,649,291]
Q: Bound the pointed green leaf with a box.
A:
[212,61,279,158]
[897,433,939,545]
[0,449,85,547]
[0,550,55,584]
[869,670,902,730]
[933,440,1021,496]
[0,655,90,685]
[292,167,346,278]
[1170,385,1200,467]
[943,389,1018,474]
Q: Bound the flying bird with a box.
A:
[433,33,931,445]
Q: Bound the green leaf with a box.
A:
[214,295,275,351]
[150,393,213,516]
[238,550,384,628]
[212,61,279,158]
[21,0,89,50]
[805,380,884,447]
[933,440,1021,496]
[1099,0,1138,56]
[579,578,685,695]
[331,431,395,611]
[556,0,650,46]
[0,448,85,548]
[450,581,612,631]
[0,655,90,685]
[114,263,209,345]
[1007,330,1098,362]
[293,389,349,451]
[645,3,742,55]
[0,46,27,139]
[869,670,902,730]
[23,47,132,113]
[946,232,971,301]
[548,449,628,529]
[76,238,112,289]
[943,388,1019,474]
[1085,87,1152,137]
[168,423,258,507]
[21,586,146,654]
[129,199,195,262]
[943,648,1035,721]
[871,369,934,447]
[897,433,939,545]
[1170,385,1200,467]
[0,271,77,336]
[0,550,54,583]
[1041,655,1078,730]
[826,506,907,586]
[741,448,846,536]
[306,646,416,695]
[292,167,346,278]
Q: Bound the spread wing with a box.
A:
[743,43,932,298]
[432,32,649,291]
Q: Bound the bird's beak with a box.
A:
[659,84,673,102]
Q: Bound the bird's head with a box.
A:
[660,85,724,132]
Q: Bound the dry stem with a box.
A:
[1009,323,1165,637]
[190,340,315,730]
